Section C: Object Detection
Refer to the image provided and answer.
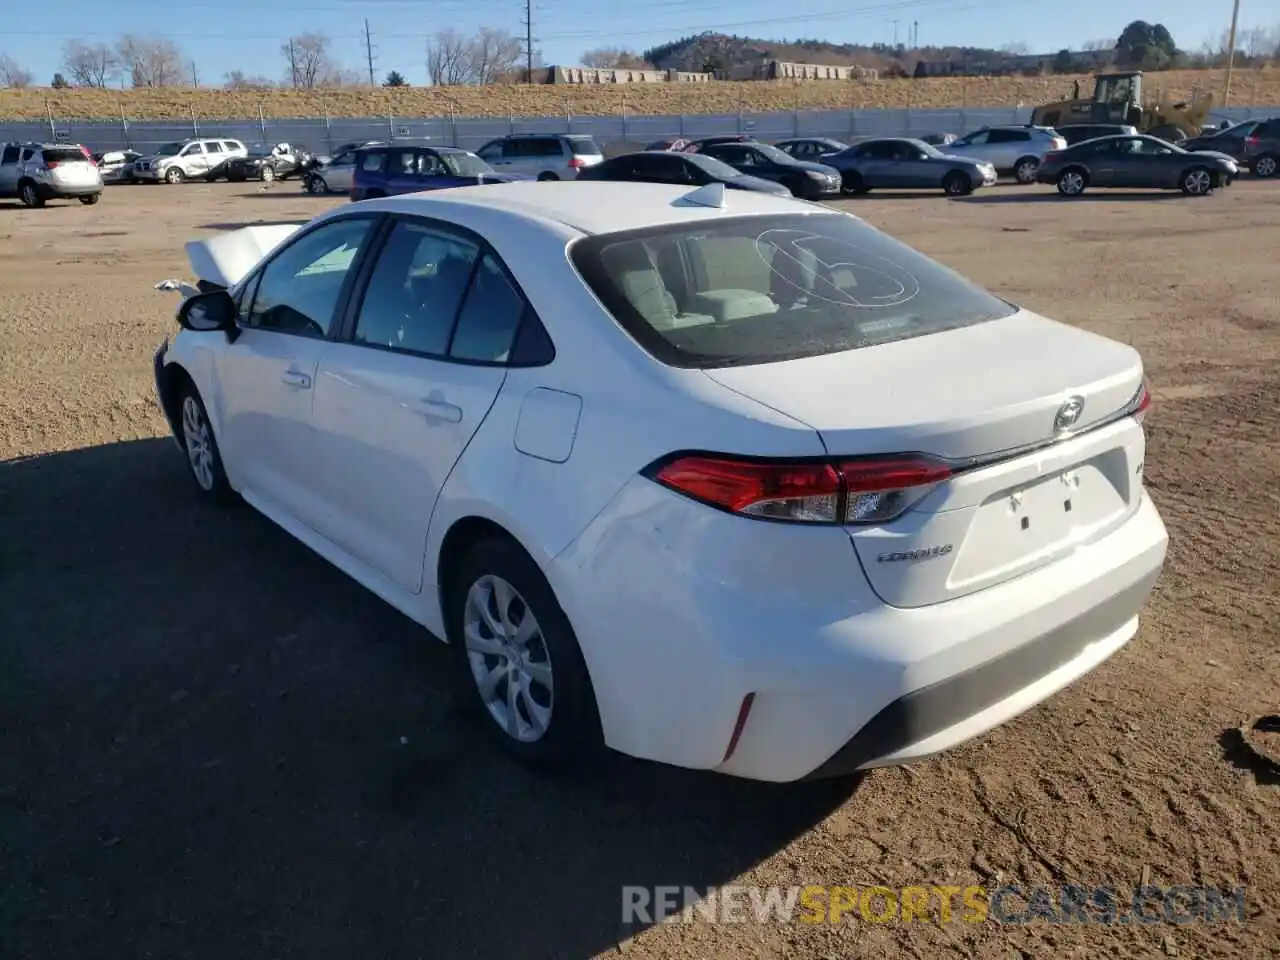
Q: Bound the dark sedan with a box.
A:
[822,138,997,196]
[681,135,757,153]
[575,151,792,197]
[223,142,311,183]
[695,141,841,199]
[1037,134,1238,196]
[773,137,849,160]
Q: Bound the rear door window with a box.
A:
[569,213,1016,369]
[987,129,1029,143]
[1,145,18,164]
[41,148,89,164]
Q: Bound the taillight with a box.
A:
[568,156,586,169]
[649,454,951,525]
[45,160,60,170]
[1132,383,1151,426]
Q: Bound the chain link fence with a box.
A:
[5,103,1275,157]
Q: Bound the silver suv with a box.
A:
[0,142,104,207]
[475,134,604,180]
[133,138,248,183]
[944,125,1067,183]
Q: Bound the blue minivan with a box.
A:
[350,143,527,200]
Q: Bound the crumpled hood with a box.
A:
[184,223,305,288]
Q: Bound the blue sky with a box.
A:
[4,0,1275,86]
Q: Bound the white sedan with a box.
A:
[152,181,1168,783]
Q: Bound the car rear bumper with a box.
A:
[37,182,103,198]
[547,476,1167,783]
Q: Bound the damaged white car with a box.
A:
[152,183,1167,783]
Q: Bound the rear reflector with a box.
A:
[649,453,952,525]
[1132,383,1151,426]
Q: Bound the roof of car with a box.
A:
[366,180,832,236]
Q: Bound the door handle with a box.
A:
[281,370,311,389]
[409,394,463,423]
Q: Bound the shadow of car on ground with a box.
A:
[0,438,858,958]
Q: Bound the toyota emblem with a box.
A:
[1053,396,1085,432]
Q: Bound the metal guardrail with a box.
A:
[2,104,1275,156]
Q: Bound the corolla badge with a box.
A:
[1053,395,1085,433]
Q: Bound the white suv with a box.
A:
[0,142,104,207]
[475,134,604,180]
[945,125,1068,183]
[133,138,247,183]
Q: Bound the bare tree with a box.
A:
[427,28,474,85]
[280,33,346,88]
[62,40,120,87]
[580,47,651,69]
[467,27,522,85]
[999,41,1031,56]
[0,52,34,88]
[224,70,276,91]
[1081,38,1115,52]
[116,34,185,86]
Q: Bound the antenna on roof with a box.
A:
[677,182,726,209]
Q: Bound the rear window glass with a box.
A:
[43,148,88,163]
[569,213,1016,369]
[568,138,601,156]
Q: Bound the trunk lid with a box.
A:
[703,310,1147,608]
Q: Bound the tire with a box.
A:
[1252,153,1278,178]
[164,166,184,184]
[306,175,328,194]
[259,165,275,183]
[1180,166,1214,196]
[942,170,971,196]
[79,193,101,205]
[19,181,44,208]
[1056,167,1088,196]
[840,171,867,196]
[536,171,559,181]
[1013,156,1040,184]
[177,384,235,504]
[447,537,603,768]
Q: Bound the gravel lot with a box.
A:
[1,178,1277,959]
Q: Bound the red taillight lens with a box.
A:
[45,160,60,169]
[1132,384,1151,426]
[568,156,586,169]
[651,454,951,525]
[1245,135,1259,146]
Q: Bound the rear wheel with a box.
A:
[164,166,184,184]
[79,193,101,205]
[537,171,559,181]
[840,171,867,196]
[306,175,328,194]
[1056,168,1087,196]
[1180,166,1213,196]
[942,171,971,196]
[448,538,603,767]
[1013,156,1040,184]
[1253,153,1278,178]
[19,181,44,208]
[259,165,275,183]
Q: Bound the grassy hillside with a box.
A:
[1,69,1273,121]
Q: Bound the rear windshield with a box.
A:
[43,148,89,163]
[567,137,601,156]
[569,212,1016,369]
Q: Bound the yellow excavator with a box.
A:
[1030,71,1214,141]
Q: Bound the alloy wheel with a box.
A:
[181,395,215,491]
[1184,169,1212,195]
[463,574,554,743]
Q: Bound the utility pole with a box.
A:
[364,18,377,86]
[1223,0,1241,106]
[913,21,919,48]
[190,60,199,87]
[288,40,298,89]
[521,0,535,83]
[891,20,899,46]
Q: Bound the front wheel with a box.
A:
[178,385,235,503]
[449,538,603,767]
[942,171,971,196]
[1013,156,1040,184]
[306,175,328,194]
[1057,168,1087,196]
[164,167,184,184]
[1180,166,1214,196]
[259,165,275,183]
[79,193,101,205]
[19,182,44,208]
[840,171,867,196]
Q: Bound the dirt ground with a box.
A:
[1,67,1273,120]
[1,176,1277,959]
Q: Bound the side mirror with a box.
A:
[177,289,237,335]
